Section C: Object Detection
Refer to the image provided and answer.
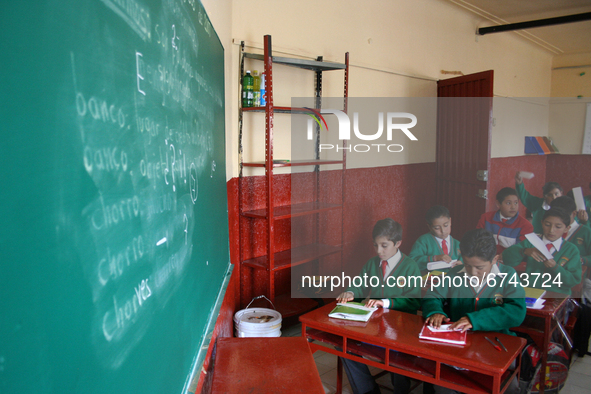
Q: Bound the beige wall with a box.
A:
[204,0,558,179]
[549,52,591,155]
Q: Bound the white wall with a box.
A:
[549,52,591,154]
[205,0,556,179]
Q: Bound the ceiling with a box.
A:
[445,0,591,55]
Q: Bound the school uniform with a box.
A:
[583,195,591,229]
[422,263,526,336]
[476,210,534,254]
[422,265,525,393]
[346,251,422,313]
[565,220,591,267]
[342,251,421,394]
[408,233,462,272]
[502,235,582,295]
[566,221,591,356]
[515,182,549,233]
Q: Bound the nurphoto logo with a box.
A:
[306,109,418,153]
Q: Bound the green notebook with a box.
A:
[328,302,378,322]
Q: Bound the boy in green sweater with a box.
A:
[552,196,591,356]
[423,228,526,335]
[422,229,526,394]
[409,205,462,273]
[502,208,582,295]
[336,218,421,394]
[551,196,591,267]
[515,171,563,233]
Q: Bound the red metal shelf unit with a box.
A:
[238,35,349,317]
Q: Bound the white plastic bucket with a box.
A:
[234,296,282,338]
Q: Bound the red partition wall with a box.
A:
[546,154,591,194]
[227,162,437,307]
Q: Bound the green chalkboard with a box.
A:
[0,1,229,393]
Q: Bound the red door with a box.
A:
[436,70,494,239]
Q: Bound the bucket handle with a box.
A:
[245,295,276,310]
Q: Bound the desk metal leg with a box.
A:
[337,356,342,394]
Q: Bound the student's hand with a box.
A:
[425,313,449,329]
[450,316,473,332]
[577,209,589,224]
[365,299,383,308]
[336,291,354,303]
[515,171,523,185]
[524,248,546,263]
[451,260,463,268]
[435,254,452,263]
[544,259,557,269]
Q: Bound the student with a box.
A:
[336,218,421,394]
[515,171,562,233]
[585,182,591,228]
[409,205,462,272]
[567,186,590,229]
[502,208,582,295]
[422,229,526,394]
[552,196,591,356]
[551,196,591,267]
[476,187,534,255]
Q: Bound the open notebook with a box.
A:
[328,302,377,322]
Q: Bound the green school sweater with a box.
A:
[502,236,582,295]
[516,182,547,233]
[566,223,591,267]
[408,233,462,272]
[422,264,526,336]
[346,254,421,314]
[583,195,591,229]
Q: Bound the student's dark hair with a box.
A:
[372,218,402,243]
[496,187,518,204]
[566,190,574,200]
[542,208,571,227]
[550,196,576,214]
[459,229,496,262]
[542,182,562,196]
[425,205,450,224]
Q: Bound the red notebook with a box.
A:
[419,322,467,345]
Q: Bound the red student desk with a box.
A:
[210,337,324,394]
[511,292,571,394]
[300,302,526,394]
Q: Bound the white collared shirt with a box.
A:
[382,250,402,279]
[381,250,402,309]
[542,236,562,254]
[435,235,451,254]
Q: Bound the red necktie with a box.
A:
[381,260,388,278]
[502,218,508,223]
[546,243,554,253]
[442,239,449,255]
